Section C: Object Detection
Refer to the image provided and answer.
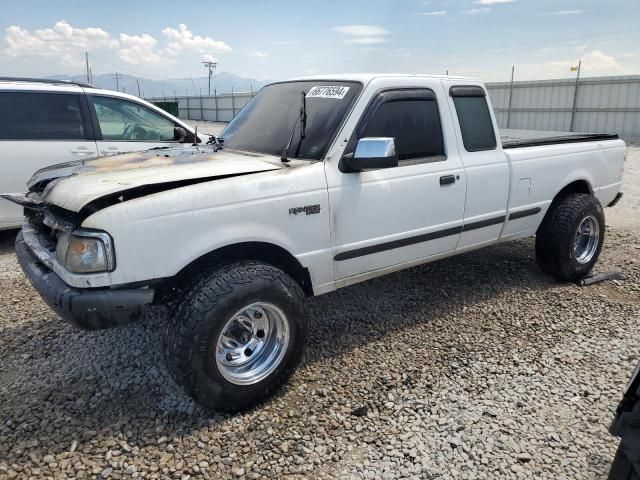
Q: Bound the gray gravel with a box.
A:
[0,138,638,479]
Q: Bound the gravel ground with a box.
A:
[0,137,638,480]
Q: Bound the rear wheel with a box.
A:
[163,261,308,411]
[536,193,605,282]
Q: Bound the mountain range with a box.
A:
[47,72,270,99]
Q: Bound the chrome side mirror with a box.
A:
[341,137,398,172]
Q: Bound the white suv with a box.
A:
[0,77,205,230]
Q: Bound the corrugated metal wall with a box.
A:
[147,91,256,122]
[486,75,640,137]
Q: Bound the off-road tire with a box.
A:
[536,193,605,282]
[609,443,640,480]
[163,261,307,412]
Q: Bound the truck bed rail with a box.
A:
[500,129,619,149]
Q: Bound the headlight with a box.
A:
[56,230,115,273]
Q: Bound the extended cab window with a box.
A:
[450,86,497,152]
[0,92,86,140]
[359,90,445,164]
[91,96,176,141]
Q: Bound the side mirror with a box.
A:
[340,137,398,172]
[174,126,187,142]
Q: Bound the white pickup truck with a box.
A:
[6,74,626,411]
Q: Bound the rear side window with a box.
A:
[0,92,86,140]
[450,86,496,152]
[360,93,445,163]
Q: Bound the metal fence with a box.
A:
[149,75,640,137]
[146,90,256,122]
[486,75,640,137]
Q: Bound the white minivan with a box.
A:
[0,77,206,230]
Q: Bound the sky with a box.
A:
[0,0,639,83]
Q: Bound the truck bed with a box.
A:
[500,129,619,149]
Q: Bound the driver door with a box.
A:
[88,95,183,156]
[325,80,467,281]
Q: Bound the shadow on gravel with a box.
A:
[0,237,556,457]
[305,238,549,364]
[0,228,17,255]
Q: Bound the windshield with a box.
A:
[219,81,362,160]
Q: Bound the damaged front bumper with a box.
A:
[15,232,154,330]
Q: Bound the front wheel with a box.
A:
[163,261,308,412]
[536,193,605,282]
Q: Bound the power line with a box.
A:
[76,27,640,88]
[89,53,161,80]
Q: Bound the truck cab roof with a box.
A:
[284,73,479,84]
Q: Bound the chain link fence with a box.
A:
[146,90,256,123]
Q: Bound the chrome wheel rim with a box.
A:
[573,215,600,264]
[215,302,290,386]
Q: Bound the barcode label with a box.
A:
[306,86,350,99]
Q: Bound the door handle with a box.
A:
[440,175,456,186]
[101,147,119,155]
[71,147,92,155]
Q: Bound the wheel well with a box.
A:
[537,180,593,234]
[173,242,314,297]
[554,180,592,200]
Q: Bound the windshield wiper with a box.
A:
[280,91,307,163]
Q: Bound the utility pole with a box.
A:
[203,60,217,96]
[569,60,582,132]
[110,72,122,92]
[136,79,141,97]
[85,52,90,83]
[506,65,515,128]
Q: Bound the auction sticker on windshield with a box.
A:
[306,86,350,99]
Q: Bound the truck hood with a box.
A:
[32,146,284,213]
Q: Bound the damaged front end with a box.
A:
[32,146,284,213]
[3,195,154,330]
[15,231,153,329]
[5,146,290,330]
